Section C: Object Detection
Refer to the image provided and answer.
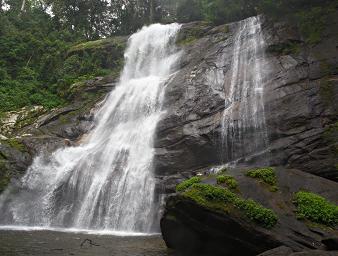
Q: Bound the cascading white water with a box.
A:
[207,16,269,164]
[222,16,269,164]
[0,23,181,233]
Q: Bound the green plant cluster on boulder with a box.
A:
[246,167,278,191]
[294,191,338,227]
[176,176,201,192]
[182,183,278,228]
[216,175,238,190]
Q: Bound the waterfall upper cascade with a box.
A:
[220,16,269,164]
[0,23,181,233]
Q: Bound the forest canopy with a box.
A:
[0,0,336,112]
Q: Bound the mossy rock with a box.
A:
[216,174,238,190]
[246,167,278,192]
[293,191,338,227]
[267,40,302,55]
[176,22,211,46]
[182,183,278,228]
[1,138,27,153]
[0,161,10,193]
[68,37,127,54]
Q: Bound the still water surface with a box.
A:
[0,229,174,256]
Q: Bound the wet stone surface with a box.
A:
[0,230,173,256]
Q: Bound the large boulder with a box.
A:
[161,167,338,255]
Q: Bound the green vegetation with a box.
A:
[176,24,208,46]
[1,138,27,152]
[323,122,338,142]
[247,167,277,186]
[296,4,336,45]
[183,183,278,228]
[0,0,336,116]
[320,78,336,106]
[294,191,338,227]
[268,41,301,55]
[247,167,278,192]
[176,176,201,192]
[216,175,238,190]
[174,0,337,47]
[0,171,10,193]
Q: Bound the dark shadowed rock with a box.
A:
[257,246,294,256]
[322,237,338,251]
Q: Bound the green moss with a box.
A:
[0,174,10,193]
[323,122,338,143]
[320,78,335,106]
[2,138,27,152]
[246,167,277,189]
[182,183,278,228]
[176,25,207,46]
[268,40,301,55]
[176,176,201,192]
[294,191,338,227]
[0,162,10,193]
[59,114,68,124]
[217,175,238,190]
[69,37,126,53]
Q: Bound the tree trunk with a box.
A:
[20,0,26,12]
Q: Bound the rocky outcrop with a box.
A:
[161,167,338,256]
[154,13,338,185]
[0,76,117,189]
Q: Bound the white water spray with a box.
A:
[0,23,181,233]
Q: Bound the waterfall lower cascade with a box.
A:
[221,16,269,164]
[0,24,181,233]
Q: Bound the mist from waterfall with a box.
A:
[0,23,181,233]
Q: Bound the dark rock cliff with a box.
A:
[154,14,338,186]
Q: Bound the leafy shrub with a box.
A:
[176,176,201,192]
[183,183,278,228]
[246,167,277,187]
[217,175,238,190]
[294,191,338,226]
[234,199,278,228]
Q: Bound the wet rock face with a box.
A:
[154,15,338,182]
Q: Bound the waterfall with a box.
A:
[222,16,269,164]
[0,23,181,233]
[218,16,269,164]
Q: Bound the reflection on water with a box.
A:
[0,230,174,256]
